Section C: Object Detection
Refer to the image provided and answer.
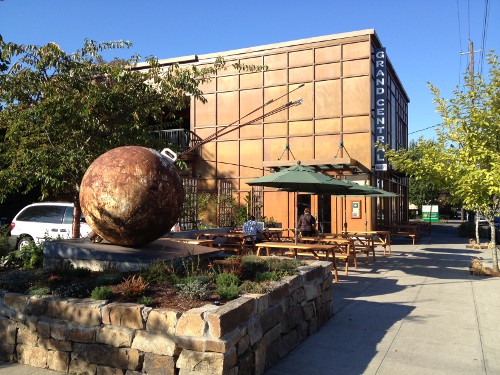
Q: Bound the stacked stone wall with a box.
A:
[0,260,333,375]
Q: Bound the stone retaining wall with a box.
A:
[0,260,333,375]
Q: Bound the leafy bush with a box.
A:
[0,225,13,258]
[239,280,279,294]
[217,283,239,300]
[141,256,207,285]
[137,296,154,306]
[1,242,44,269]
[255,271,282,282]
[113,275,149,298]
[52,281,93,298]
[177,279,210,300]
[458,222,488,238]
[96,273,123,286]
[216,272,239,287]
[141,259,173,284]
[216,272,240,300]
[91,286,113,300]
[239,255,301,281]
[178,256,207,279]
[0,268,44,292]
[239,255,268,280]
[26,285,51,296]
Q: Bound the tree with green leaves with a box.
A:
[406,140,443,215]
[383,52,500,272]
[0,38,261,238]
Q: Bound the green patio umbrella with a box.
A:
[246,161,360,243]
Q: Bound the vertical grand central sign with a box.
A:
[374,48,388,172]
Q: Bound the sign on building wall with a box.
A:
[374,48,388,172]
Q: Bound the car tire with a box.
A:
[17,236,34,251]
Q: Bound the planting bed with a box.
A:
[0,259,334,375]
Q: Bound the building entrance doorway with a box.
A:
[318,195,332,234]
[297,194,311,218]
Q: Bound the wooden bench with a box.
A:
[391,231,416,244]
[388,228,417,245]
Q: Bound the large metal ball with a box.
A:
[79,146,185,247]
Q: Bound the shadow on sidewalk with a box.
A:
[265,222,491,375]
[265,298,415,375]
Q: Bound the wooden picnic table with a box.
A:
[346,230,392,255]
[267,228,290,241]
[316,236,358,275]
[196,232,255,255]
[254,241,339,282]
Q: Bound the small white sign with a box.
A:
[375,164,388,171]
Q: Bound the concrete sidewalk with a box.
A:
[1,222,499,374]
[265,222,500,374]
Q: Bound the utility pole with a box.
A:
[461,40,483,239]
[460,40,481,84]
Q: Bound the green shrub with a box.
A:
[255,271,282,282]
[96,273,123,286]
[26,285,51,296]
[0,225,13,258]
[239,255,301,281]
[91,286,113,300]
[239,255,267,280]
[265,257,303,272]
[50,260,76,278]
[458,222,488,238]
[140,257,206,285]
[0,269,44,292]
[52,281,92,298]
[215,272,240,300]
[217,283,240,300]
[239,280,279,294]
[50,260,91,279]
[216,272,239,287]
[141,259,172,284]
[177,279,210,300]
[1,242,44,269]
[137,296,154,306]
[178,256,207,279]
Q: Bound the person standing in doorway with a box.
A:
[298,208,316,237]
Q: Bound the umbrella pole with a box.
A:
[336,197,338,233]
[295,192,298,245]
[343,195,347,233]
[364,196,368,232]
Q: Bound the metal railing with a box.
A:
[151,129,203,156]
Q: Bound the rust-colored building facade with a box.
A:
[161,29,409,231]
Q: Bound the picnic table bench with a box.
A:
[386,224,419,245]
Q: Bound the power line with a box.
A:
[479,0,490,75]
[456,0,463,89]
[409,124,439,135]
[467,0,471,41]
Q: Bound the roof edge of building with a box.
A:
[193,28,376,61]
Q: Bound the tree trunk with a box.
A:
[489,221,499,272]
[72,195,82,239]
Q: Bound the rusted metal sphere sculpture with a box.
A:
[80,146,185,247]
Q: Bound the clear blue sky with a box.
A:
[1,0,498,142]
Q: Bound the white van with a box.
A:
[9,202,92,250]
